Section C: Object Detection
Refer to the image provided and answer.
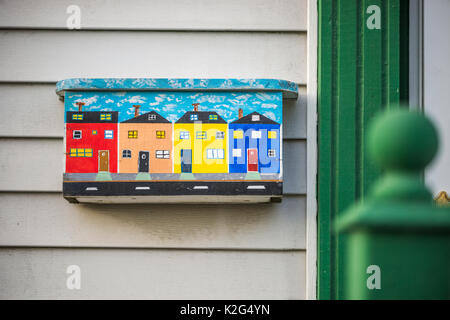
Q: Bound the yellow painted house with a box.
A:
[174,106,228,173]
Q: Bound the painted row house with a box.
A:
[229,110,281,174]
[65,105,281,175]
[65,102,119,173]
[119,105,173,174]
[174,104,228,174]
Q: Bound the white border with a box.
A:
[306,0,318,300]
[409,0,423,110]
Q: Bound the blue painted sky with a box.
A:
[65,91,282,124]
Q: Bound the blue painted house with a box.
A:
[228,110,281,174]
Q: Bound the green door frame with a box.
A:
[317,0,410,299]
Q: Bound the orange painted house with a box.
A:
[119,106,173,174]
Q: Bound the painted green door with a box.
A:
[317,0,410,299]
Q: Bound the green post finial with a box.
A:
[367,108,439,202]
[336,107,450,300]
[368,108,439,172]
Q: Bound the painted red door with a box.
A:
[247,148,258,172]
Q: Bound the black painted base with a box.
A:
[63,181,283,204]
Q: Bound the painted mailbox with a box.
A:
[57,78,298,203]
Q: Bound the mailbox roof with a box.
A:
[231,111,279,125]
[176,111,226,124]
[66,111,119,123]
[56,78,298,99]
[122,111,170,123]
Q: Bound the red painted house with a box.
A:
[65,106,118,173]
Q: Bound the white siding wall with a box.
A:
[0,0,310,299]
[423,0,450,195]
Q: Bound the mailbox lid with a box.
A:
[56,78,298,99]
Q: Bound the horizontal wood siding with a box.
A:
[0,0,309,299]
[0,248,306,299]
[0,0,307,31]
[0,193,305,249]
[0,30,306,84]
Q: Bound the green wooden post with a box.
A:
[317,0,410,299]
[336,109,450,299]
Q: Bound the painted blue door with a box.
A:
[181,149,192,173]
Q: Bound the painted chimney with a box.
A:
[238,108,243,119]
[193,103,199,112]
[133,105,140,118]
[76,102,85,112]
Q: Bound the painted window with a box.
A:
[72,114,83,120]
[69,148,93,157]
[251,130,262,139]
[268,131,277,139]
[148,114,156,120]
[206,149,224,159]
[128,130,138,139]
[104,130,114,139]
[209,114,218,121]
[216,131,225,139]
[190,114,198,121]
[156,130,166,139]
[122,150,132,158]
[92,130,97,135]
[252,114,260,121]
[155,150,170,159]
[232,149,242,157]
[268,149,276,157]
[73,130,82,139]
[100,113,112,121]
[180,131,190,139]
[233,130,244,139]
[196,131,207,139]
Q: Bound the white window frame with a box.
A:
[268,149,276,157]
[196,131,207,139]
[251,114,260,121]
[206,149,224,159]
[148,114,157,120]
[251,130,262,139]
[216,131,225,139]
[73,130,82,139]
[122,149,132,158]
[180,131,190,140]
[104,130,114,139]
[190,114,198,121]
[232,149,242,157]
[155,150,170,159]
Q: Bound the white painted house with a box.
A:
[0,0,317,299]
[1,0,449,300]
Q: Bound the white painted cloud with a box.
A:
[162,104,177,111]
[73,96,98,107]
[105,99,114,103]
[196,94,226,103]
[263,111,276,121]
[234,94,252,101]
[261,103,278,109]
[167,114,178,122]
[120,95,146,104]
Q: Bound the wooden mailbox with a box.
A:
[56,78,298,203]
